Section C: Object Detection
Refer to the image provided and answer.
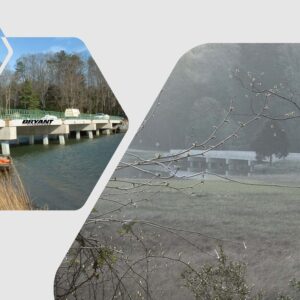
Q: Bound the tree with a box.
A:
[54,72,299,299]
[44,84,61,111]
[251,120,289,164]
[1,51,124,115]
[87,56,123,115]
[47,51,86,109]
[15,60,26,82]
[182,245,260,300]
[18,80,40,109]
[0,68,13,110]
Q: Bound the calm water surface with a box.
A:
[10,134,124,209]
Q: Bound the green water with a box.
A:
[10,134,124,210]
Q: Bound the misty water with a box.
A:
[10,133,124,210]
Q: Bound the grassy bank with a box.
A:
[93,176,300,299]
[0,168,32,210]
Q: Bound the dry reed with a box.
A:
[0,166,32,210]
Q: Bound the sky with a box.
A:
[1,37,90,69]
[0,37,8,64]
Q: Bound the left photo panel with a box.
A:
[0,34,128,210]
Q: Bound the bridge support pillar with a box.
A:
[43,135,49,145]
[248,160,253,177]
[88,131,93,139]
[103,129,111,135]
[29,135,35,145]
[76,131,81,140]
[96,129,100,136]
[228,159,235,175]
[225,159,229,176]
[1,142,10,155]
[59,134,65,145]
[205,158,212,172]
[187,157,192,173]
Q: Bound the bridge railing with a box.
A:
[0,108,124,122]
[64,113,94,120]
[64,113,124,121]
[0,109,64,120]
[109,115,124,121]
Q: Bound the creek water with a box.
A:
[10,133,124,209]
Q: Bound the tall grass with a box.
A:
[0,167,32,210]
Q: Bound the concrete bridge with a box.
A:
[169,149,257,176]
[0,109,124,155]
[127,148,300,177]
[170,149,300,176]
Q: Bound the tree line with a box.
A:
[136,44,300,152]
[0,51,125,116]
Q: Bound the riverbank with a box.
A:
[92,176,300,299]
[0,167,32,210]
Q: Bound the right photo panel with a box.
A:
[55,44,300,299]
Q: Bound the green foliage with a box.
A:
[251,120,289,163]
[182,245,299,300]
[182,245,254,300]
[44,84,61,111]
[15,61,25,81]
[96,247,117,268]
[118,220,136,235]
[289,278,300,291]
[18,80,40,109]
[277,278,300,300]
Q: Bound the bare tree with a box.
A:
[54,67,300,299]
[0,51,124,115]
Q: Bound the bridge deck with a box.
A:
[0,109,125,154]
[129,148,300,162]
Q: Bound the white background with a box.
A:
[0,1,298,299]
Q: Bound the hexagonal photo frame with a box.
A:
[55,44,300,299]
[0,33,128,210]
